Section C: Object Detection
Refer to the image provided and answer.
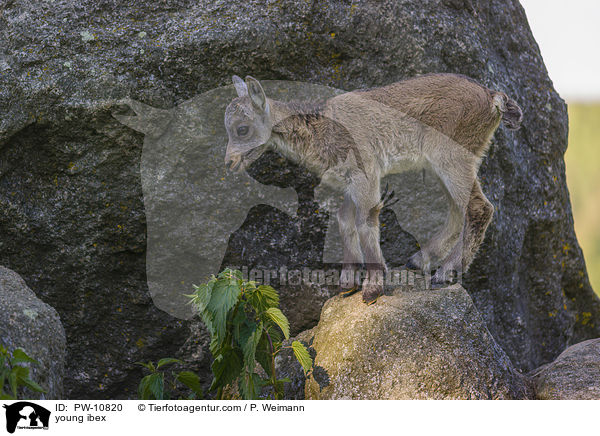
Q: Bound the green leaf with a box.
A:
[265,307,290,340]
[256,285,279,307]
[10,349,39,366]
[255,334,274,378]
[176,371,203,396]
[206,278,241,348]
[18,377,46,394]
[238,372,263,400]
[137,377,149,399]
[156,358,182,369]
[247,285,279,312]
[190,281,214,313]
[231,302,249,345]
[138,372,164,400]
[8,372,17,398]
[208,334,222,356]
[210,346,243,392]
[242,280,257,294]
[292,341,313,374]
[12,365,30,379]
[240,322,262,373]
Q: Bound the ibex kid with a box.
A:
[224,74,522,304]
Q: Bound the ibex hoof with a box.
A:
[361,284,383,305]
[430,269,459,289]
[430,277,450,289]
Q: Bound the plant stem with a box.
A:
[264,329,281,399]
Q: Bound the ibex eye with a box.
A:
[236,125,249,136]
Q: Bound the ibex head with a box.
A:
[224,75,272,172]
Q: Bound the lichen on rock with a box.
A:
[303,284,532,400]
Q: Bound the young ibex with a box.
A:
[224,73,522,304]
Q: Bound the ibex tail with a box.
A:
[492,91,523,130]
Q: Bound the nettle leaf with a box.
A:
[10,349,39,366]
[231,302,249,345]
[19,377,46,393]
[156,358,182,369]
[210,347,243,391]
[247,285,279,312]
[190,281,214,313]
[256,285,279,308]
[208,334,222,356]
[243,280,257,293]
[176,371,203,396]
[265,307,290,340]
[255,334,274,378]
[12,366,30,380]
[238,372,263,400]
[144,372,164,399]
[292,341,313,375]
[240,322,262,373]
[207,278,242,347]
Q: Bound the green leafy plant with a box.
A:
[136,358,203,400]
[188,268,313,400]
[0,345,47,400]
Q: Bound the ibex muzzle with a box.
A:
[224,73,522,304]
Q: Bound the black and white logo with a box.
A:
[2,402,50,434]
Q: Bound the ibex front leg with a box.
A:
[353,180,386,304]
[337,194,363,296]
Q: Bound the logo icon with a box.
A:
[2,402,50,434]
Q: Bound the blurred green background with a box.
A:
[566,104,600,296]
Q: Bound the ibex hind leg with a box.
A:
[431,179,493,287]
[416,150,476,287]
[406,183,463,271]
[407,152,474,276]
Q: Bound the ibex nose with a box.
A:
[224,151,241,172]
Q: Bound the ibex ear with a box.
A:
[232,75,248,97]
[245,76,267,112]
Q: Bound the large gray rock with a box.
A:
[302,285,532,399]
[0,267,66,399]
[0,0,598,398]
[531,338,600,400]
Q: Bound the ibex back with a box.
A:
[224,73,522,304]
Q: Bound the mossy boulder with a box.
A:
[304,285,532,399]
[0,266,66,399]
[531,338,600,400]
